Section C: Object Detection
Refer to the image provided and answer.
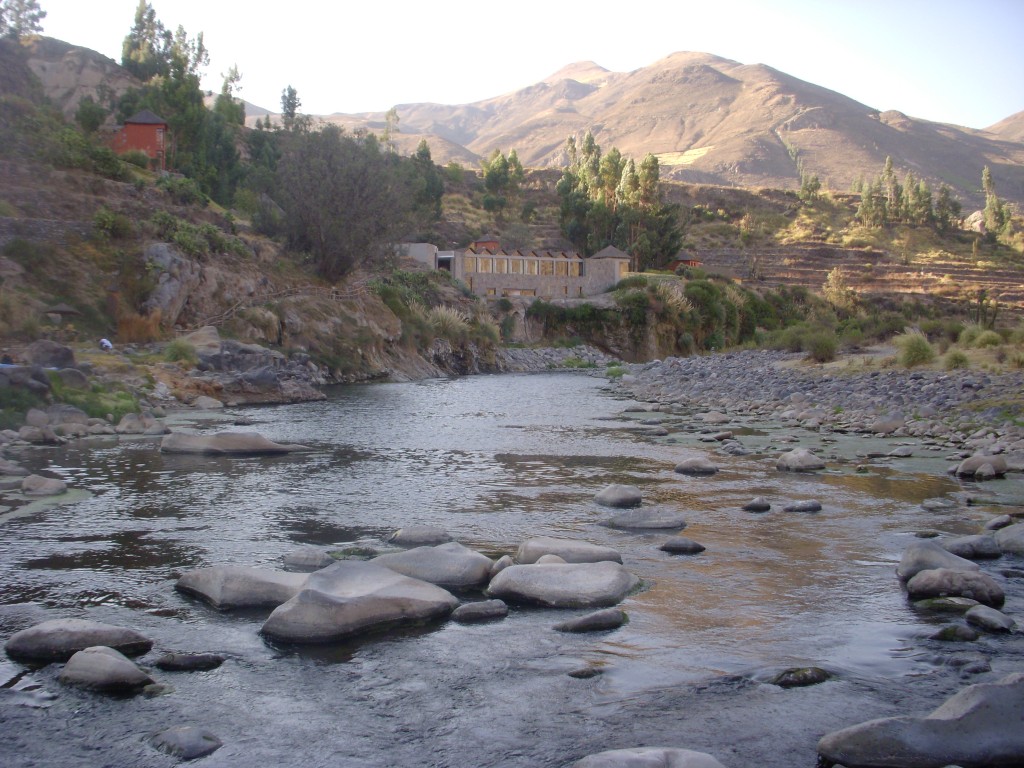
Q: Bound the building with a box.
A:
[110,109,169,171]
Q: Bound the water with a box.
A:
[1,372,1021,767]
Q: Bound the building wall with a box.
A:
[451,250,628,299]
[111,123,166,170]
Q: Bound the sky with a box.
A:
[38,0,1024,130]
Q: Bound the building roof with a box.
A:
[124,109,168,125]
[590,245,631,260]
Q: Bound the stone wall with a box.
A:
[0,217,93,250]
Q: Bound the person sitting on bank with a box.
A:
[99,338,113,351]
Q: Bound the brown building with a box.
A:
[110,109,168,171]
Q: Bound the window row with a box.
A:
[463,257,583,277]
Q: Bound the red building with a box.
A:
[111,110,169,171]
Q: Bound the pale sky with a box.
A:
[39,0,1024,130]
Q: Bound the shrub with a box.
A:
[157,175,208,207]
[427,306,470,338]
[164,339,198,367]
[804,330,838,363]
[117,310,163,343]
[605,365,626,379]
[93,207,132,239]
[944,350,969,370]
[895,332,936,368]
[120,149,151,169]
[975,330,1003,348]
[612,275,649,291]
[958,324,984,347]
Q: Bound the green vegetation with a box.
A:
[944,350,970,370]
[895,331,936,367]
[164,338,198,366]
[47,375,139,421]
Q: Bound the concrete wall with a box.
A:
[451,251,628,299]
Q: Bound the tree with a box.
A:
[74,95,108,134]
[383,106,399,152]
[213,64,245,126]
[982,165,1008,238]
[121,1,170,81]
[1,0,46,39]
[934,185,961,233]
[409,139,444,222]
[280,85,301,129]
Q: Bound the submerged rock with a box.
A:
[964,605,1016,633]
[160,431,310,455]
[516,536,622,565]
[674,457,719,476]
[659,536,706,555]
[941,534,1001,560]
[896,540,979,582]
[385,526,453,547]
[783,500,822,513]
[594,484,643,508]
[261,561,458,644]
[602,506,688,530]
[743,497,771,512]
[5,618,153,662]
[817,672,1024,768]
[554,608,627,633]
[153,653,225,671]
[20,474,67,496]
[450,599,508,623]
[574,747,727,767]
[770,666,831,688]
[149,726,223,760]
[486,561,639,608]
[905,568,1005,608]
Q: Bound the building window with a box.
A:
[479,258,492,274]
[526,260,538,275]
[569,262,582,277]
[464,256,477,273]
[540,261,554,276]
[510,259,523,274]
[486,288,496,296]
[556,261,568,276]
[495,258,507,274]
[521,289,536,297]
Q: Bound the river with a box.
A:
[1,372,1021,767]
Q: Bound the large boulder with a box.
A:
[58,646,154,692]
[994,523,1024,555]
[160,431,310,454]
[115,411,168,435]
[573,747,727,767]
[21,474,67,496]
[594,484,643,509]
[673,457,718,476]
[776,448,826,472]
[23,339,75,369]
[817,672,1024,768]
[905,568,1005,608]
[896,540,979,582]
[261,561,458,644]
[386,526,453,547]
[5,618,153,662]
[175,566,308,610]
[486,562,639,608]
[941,534,1001,560]
[516,536,622,565]
[601,507,688,531]
[554,608,627,633]
[371,542,493,590]
[952,454,1008,479]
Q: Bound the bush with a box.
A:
[157,175,208,207]
[605,365,626,379]
[612,275,649,291]
[93,207,132,239]
[804,330,838,363]
[164,339,198,367]
[958,324,984,347]
[944,350,969,370]
[975,330,1003,348]
[120,149,151,169]
[896,332,936,368]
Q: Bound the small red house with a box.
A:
[111,110,169,171]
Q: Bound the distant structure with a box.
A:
[397,242,630,300]
[110,109,168,171]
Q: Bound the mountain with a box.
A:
[987,111,1024,143]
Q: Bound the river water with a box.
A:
[1,372,1022,767]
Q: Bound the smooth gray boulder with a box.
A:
[595,484,643,508]
[516,536,622,565]
[965,605,1016,633]
[372,542,493,590]
[149,726,223,760]
[953,454,1008,479]
[995,523,1024,555]
[743,497,771,512]
[386,526,453,547]
[154,653,225,671]
[783,500,822,513]
[451,599,508,623]
[554,608,627,633]
[817,672,1024,768]
[21,474,67,496]
[896,540,979,582]
[674,457,718,476]
[486,562,639,608]
[116,412,167,435]
[776,448,826,471]
[261,561,458,644]
[160,431,309,454]
[941,534,1001,560]
[0,458,29,476]
[175,566,308,610]
[660,537,705,555]
[58,646,153,692]
[283,546,335,572]
[905,568,1005,608]
[574,747,727,767]
[602,506,687,530]
[5,618,153,662]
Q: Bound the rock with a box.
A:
[912,596,980,614]
[941,534,1001,560]
[602,506,687,530]
[24,339,75,368]
[192,395,224,409]
[490,555,514,578]
[896,540,980,582]
[817,672,1024,768]
[743,497,771,512]
[537,554,567,564]
[701,411,730,425]
[175,566,308,610]
[4,618,153,662]
[115,412,166,435]
[994,523,1024,555]
[18,425,59,444]
[25,407,49,427]
[516,536,622,565]
[160,431,310,454]
[965,605,1016,633]
[153,653,226,671]
[372,542,493,590]
[386,526,453,547]
[0,458,29,476]
[20,474,67,496]
[594,484,643,508]
[783,500,822,513]
[54,368,89,390]
[261,561,459,644]
[953,454,1008,479]
[888,446,914,457]
[554,608,627,633]
[674,457,718,475]
[282,546,336,572]
[776,448,826,471]
[486,561,639,608]
[770,667,831,688]
[929,624,980,641]
[58,646,154,692]
[659,537,706,555]
[573,747,728,767]
[870,416,905,434]
[985,514,1014,531]
[905,568,1005,608]
[450,599,508,623]
[149,726,223,760]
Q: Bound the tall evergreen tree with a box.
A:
[1,0,46,39]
